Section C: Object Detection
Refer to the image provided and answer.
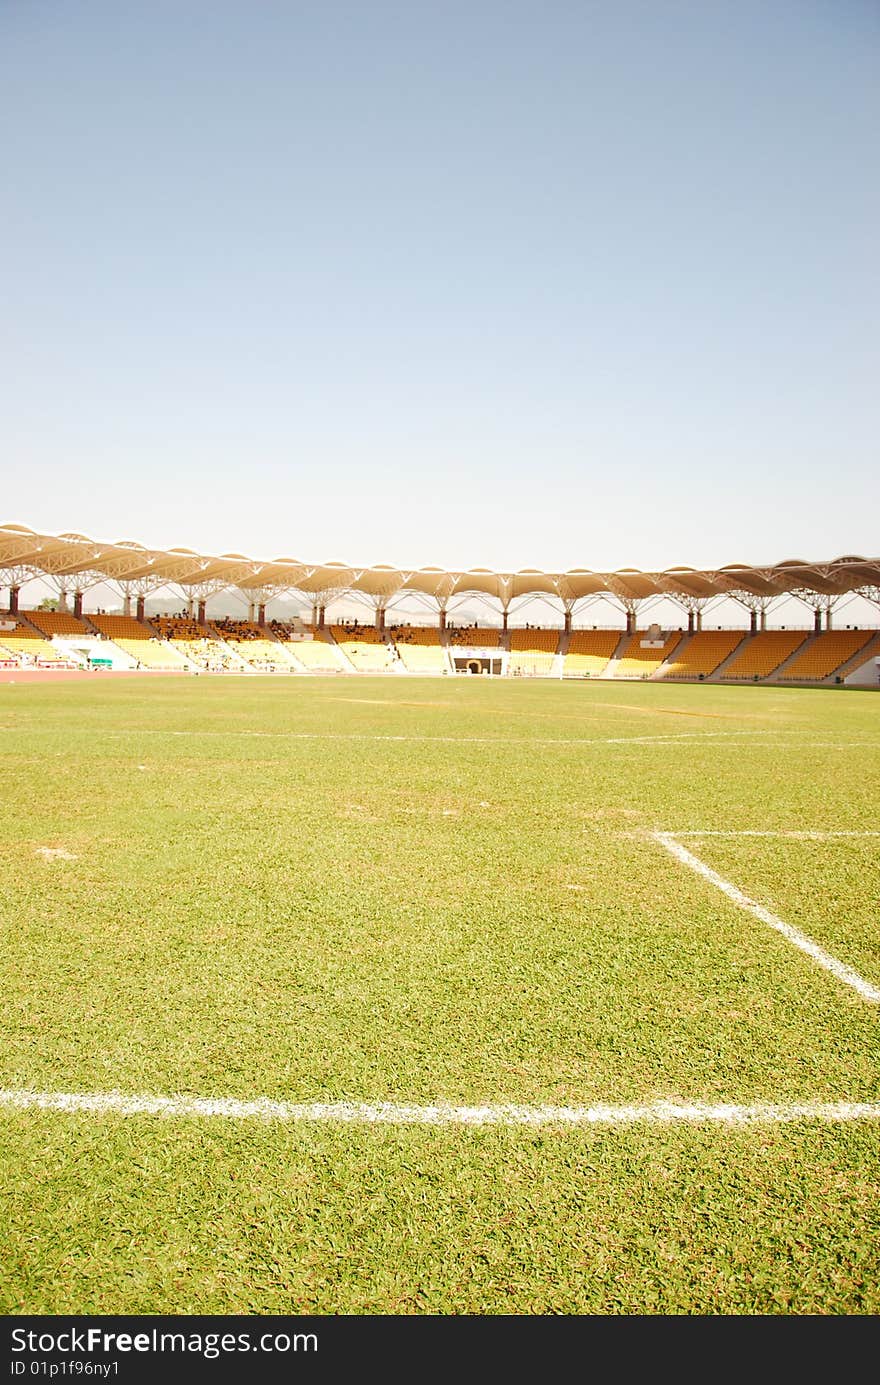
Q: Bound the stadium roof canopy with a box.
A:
[0,522,878,609]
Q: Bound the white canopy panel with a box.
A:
[1,523,877,605]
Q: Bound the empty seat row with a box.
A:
[722,631,807,679]
[563,630,620,676]
[661,631,744,679]
[614,631,681,677]
[778,631,871,681]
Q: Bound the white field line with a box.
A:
[669,830,880,840]
[1,1089,880,1127]
[2,726,874,749]
[0,726,757,744]
[167,729,751,745]
[652,831,880,1004]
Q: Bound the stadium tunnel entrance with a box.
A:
[454,655,503,675]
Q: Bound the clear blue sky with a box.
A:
[3,0,878,573]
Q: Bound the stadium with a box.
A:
[2,521,879,1315]
[2,524,879,686]
[4,0,879,1331]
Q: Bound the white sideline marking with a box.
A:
[652,832,880,1003]
[2,726,877,753]
[1,1089,879,1127]
[670,830,880,840]
[162,728,760,744]
[4,726,878,754]
[0,726,842,748]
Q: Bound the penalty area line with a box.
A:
[1,1090,880,1127]
[652,831,880,1004]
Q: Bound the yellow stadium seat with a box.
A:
[208,620,297,670]
[88,613,190,667]
[659,631,744,679]
[150,617,245,671]
[446,626,501,647]
[563,630,619,677]
[722,631,808,679]
[614,631,682,678]
[0,616,78,666]
[26,610,90,637]
[330,624,396,671]
[390,626,447,672]
[507,628,560,675]
[778,631,871,681]
[269,625,349,671]
[89,614,155,641]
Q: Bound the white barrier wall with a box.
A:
[845,658,880,688]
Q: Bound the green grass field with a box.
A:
[1,674,878,1314]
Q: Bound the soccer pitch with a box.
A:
[1,675,878,1314]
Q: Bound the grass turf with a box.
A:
[0,675,878,1312]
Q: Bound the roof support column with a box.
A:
[791,589,839,636]
[113,577,163,626]
[38,574,108,616]
[728,591,775,635]
[302,586,345,632]
[670,595,708,635]
[495,578,514,635]
[0,566,36,616]
[427,589,454,637]
[560,596,578,636]
[59,573,109,621]
[244,587,282,628]
[429,598,451,634]
[175,580,228,626]
[118,583,135,620]
[610,593,669,636]
[352,593,392,635]
[617,599,641,636]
